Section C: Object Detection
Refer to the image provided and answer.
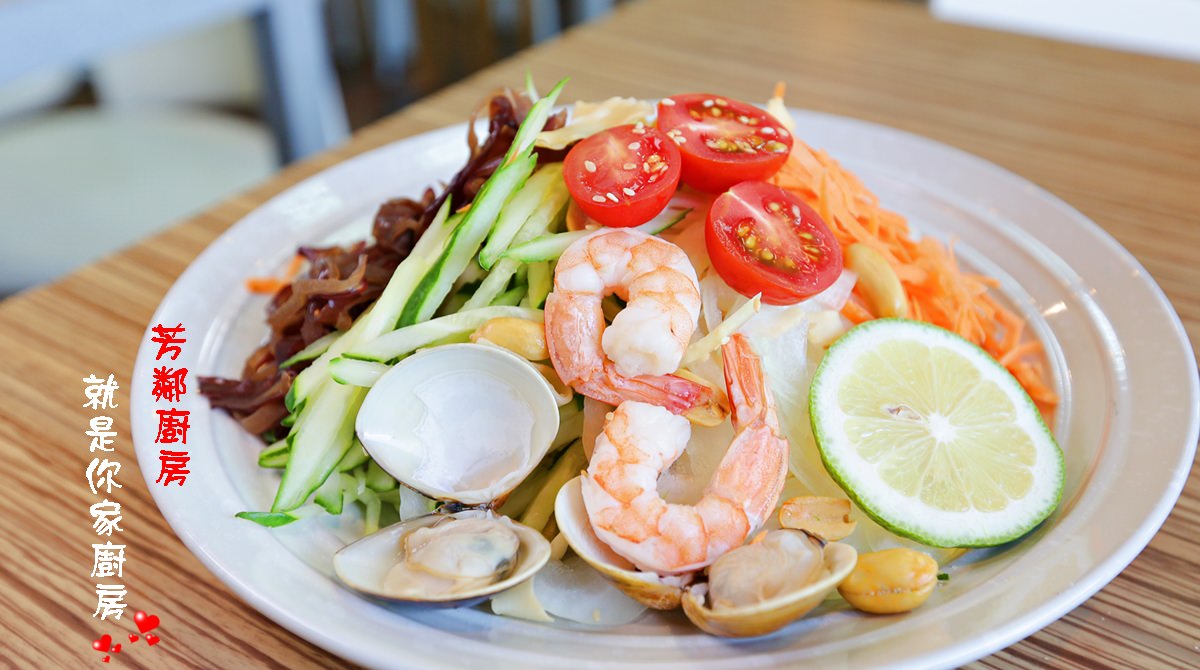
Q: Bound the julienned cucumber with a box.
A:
[345,305,544,363]
[287,203,458,411]
[278,331,341,369]
[398,78,568,326]
[329,357,390,388]
[398,154,536,326]
[464,173,569,310]
[271,382,365,512]
[478,163,565,269]
[502,207,691,263]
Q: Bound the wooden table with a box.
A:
[3,0,1197,667]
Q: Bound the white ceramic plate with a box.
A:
[131,110,1199,669]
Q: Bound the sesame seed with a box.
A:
[606,192,619,202]
[622,187,636,196]
[622,162,636,170]
[762,127,776,135]
[584,160,597,173]
[660,98,676,106]
[591,195,606,203]
[627,142,640,150]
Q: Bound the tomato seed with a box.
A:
[591,195,606,203]
[623,187,636,196]
[606,192,619,202]
[623,162,636,170]
[584,160,597,173]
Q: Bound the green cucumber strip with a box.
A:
[337,441,369,472]
[492,285,526,306]
[377,488,402,505]
[330,357,389,388]
[479,163,565,269]
[258,440,290,468]
[551,402,584,454]
[279,331,341,369]
[236,504,323,527]
[502,77,568,166]
[361,489,383,535]
[465,179,569,309]
[271,383,365,512]
[502,207,692,263]
[313,469,344,515]
[525,261,552,309]
[289,202,457,407]
[366,459,398,492]
[398,154,537,326]
[345,306,543,363]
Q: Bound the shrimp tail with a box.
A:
[722,333,771,427]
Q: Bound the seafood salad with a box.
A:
[201,79,1064,636]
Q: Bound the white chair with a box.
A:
[0,0,349,295]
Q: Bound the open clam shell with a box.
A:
[355,343,560,505]
[334,509,551,608]
[680,532,857,638]
[554,476,691,609]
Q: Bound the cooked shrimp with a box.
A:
[580,334,789,574]
[545,228,720,418]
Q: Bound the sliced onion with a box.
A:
[801,268,857,312]
[532,557,646,625]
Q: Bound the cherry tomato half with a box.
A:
[706,181,842,305]
[562,124,681,227]
[656,94,793,193]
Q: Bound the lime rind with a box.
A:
[809,318,1064,548]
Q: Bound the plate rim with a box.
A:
[130,108,1199,670]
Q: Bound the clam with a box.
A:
[334,343,560,606]
[334,509,550,607]
[355,343,560,505]
[680,530,857,637]
[554,476,692,609]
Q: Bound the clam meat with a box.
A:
[384,516,521,599]
[681,529,857,637]
[335,510,551,606]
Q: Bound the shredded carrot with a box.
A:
[769,131,1058,407]
[841,299,874,325]
[245,254,305,295]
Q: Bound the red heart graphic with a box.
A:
[112,644,122,654]
[92,634,112,652]
[128,634,139,643]
[102,656,110,663]
[134,610,160,634]
[146,634,160,646]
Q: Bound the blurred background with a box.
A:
[0,0,1195,298]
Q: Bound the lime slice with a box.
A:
[809,319,1063,547]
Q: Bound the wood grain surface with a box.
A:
[1,0,1197,667]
